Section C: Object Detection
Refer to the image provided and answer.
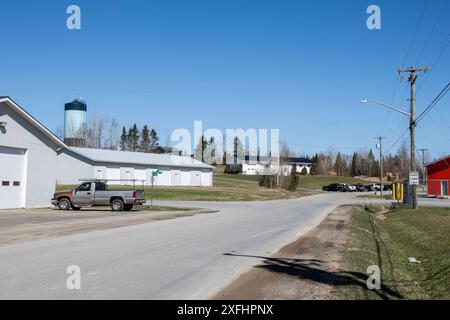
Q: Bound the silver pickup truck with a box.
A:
[52,180,146,211]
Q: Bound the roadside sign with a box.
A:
[409,172,419,185]
[152,169,162,176]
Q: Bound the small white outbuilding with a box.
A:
[0,96,213,209]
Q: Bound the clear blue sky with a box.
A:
[1,0,449,160]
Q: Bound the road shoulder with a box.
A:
[214,205,354,299]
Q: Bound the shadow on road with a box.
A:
[223,252,403,300]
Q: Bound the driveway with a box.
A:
[0,207,214,247]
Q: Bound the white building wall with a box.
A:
[106,167,120,181]
[0,102,59,208]
[55,151,93,185]
[201,171,212,186]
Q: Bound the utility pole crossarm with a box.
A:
[397,67,431,74]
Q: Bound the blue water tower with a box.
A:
[64,98,87,146]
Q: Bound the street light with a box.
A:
[360,99,411,117]
[360,98,418,209]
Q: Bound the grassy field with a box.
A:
[297,175,368,190]
[337,205,450,299]
[56,173,370,201]
[56,172,309,201]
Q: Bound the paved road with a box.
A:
[0,193,447,299]
[0,193,358,299]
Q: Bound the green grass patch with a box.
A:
[337,206,450,299]
[358,194,393,200]
[56,177,308,201]
[297,175,368,190]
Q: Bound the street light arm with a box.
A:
[360,99,411,117]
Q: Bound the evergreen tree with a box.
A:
[149,129,160,151]
[194,136,208,162]
[204,137,217,164]
[367,149,380,177]
[233,137,245,164]
[140,125,150,152]
[310,153,319,175]
[120,126,127,151]
[350,152,358,177]
[128,124,139,152]
[334,152,343,176]
[286,164,299,191]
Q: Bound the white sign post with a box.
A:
[409,172,419,186]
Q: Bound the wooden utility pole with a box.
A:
[375,136,385,197]
[397,67,430,209]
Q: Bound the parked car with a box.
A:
[355,184,365,192]
[383,184,392,191]
[52,180,146,211]
[322,183,346,192]
[347,185,357,192]
[365,183,381,191]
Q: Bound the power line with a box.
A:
[400,0,430,69]
[415,82,450,123]
[385,128,409,153]
[416,33,450,94]
[416,0,448,66]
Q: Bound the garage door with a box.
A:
[0,146,27,209]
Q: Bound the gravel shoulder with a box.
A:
[0,207,217,247]
[214,205,354,299]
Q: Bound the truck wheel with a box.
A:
[124,204,133,211]
[58,198,71,210]
[111,199,124,211]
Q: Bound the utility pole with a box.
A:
[375,136,386,197]
[397,67,430,209]
[419,148,428,192]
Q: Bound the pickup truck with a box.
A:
[52,180,146,211]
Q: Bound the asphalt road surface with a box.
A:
[0,193,447,299]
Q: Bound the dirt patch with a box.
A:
[0,207,217,247]
[214,205,355,300]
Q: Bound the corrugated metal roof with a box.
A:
[68,147,213,169]
[425,155,450,167]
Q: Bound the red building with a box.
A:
[426,155,450,196]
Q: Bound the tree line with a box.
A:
[120,124,164,153]
[57,115,164,153]
[194,135,245,165]
[309,142,422,179]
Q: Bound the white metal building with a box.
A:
[0,97,212,209]
[56,147,213,187]
[242,156,312,176]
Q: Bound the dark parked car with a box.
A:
[383,184,392,191]
[355,184,365,192]
[322,183,346,192]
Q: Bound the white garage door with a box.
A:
[0,146,27,209]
